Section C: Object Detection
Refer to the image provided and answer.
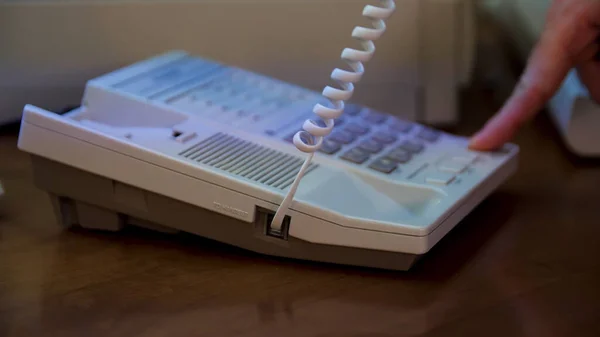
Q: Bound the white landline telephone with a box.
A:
[17,1,519,271]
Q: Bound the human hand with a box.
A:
[469,0,600,151]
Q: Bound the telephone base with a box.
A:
[18,50,518,271]
[33,155,421,271]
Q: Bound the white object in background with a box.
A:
[548,70,600,157]
[0,0,475,127]
[17,51,518,271]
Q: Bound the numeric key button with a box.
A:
[341,148,370,164]
[369,157,398,174]
[399,140,424,154]
[345,103,363,116]
[358,139,384,154]
[345,123,370,135]
[319,139,342,155]
[329,130,356,145]
[372,131,397,144]
[364,110,387,124]
[385,149,412,163]
[389,119,414,133]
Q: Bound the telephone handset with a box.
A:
[270,0,397,230]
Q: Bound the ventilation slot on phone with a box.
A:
[179,132,319,190]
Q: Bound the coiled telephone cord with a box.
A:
[270,0,396,231]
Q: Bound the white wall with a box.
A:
[0,0,420,124]
[0,0,474,126]
[479,0,551,57]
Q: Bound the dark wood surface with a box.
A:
[1,23,600,337]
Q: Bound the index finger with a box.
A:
[469,30,574,150]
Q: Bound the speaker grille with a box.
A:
[179,132,318,190]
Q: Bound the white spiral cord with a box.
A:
[269,0,396,231]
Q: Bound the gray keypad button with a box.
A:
[341,148,370,164]
[345,123,370,135]
[358,139,383,153]
[344,103,363,116]
[369,157,398,174]
[399,140,424,153]
[385,149,412,163]
[330,130,356,144]
[315,117,344,128]
[372,131,397,144]
[319,139,342,155]
[364,110,387,124]
[417,128,440,142]
[389,119,414,133]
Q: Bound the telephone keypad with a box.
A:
[279,103,447,175]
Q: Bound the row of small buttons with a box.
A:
[282,104,442,174]
[424,154,479,186]
[340,140,425,174]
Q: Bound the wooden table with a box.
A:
[2,24,600,337]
